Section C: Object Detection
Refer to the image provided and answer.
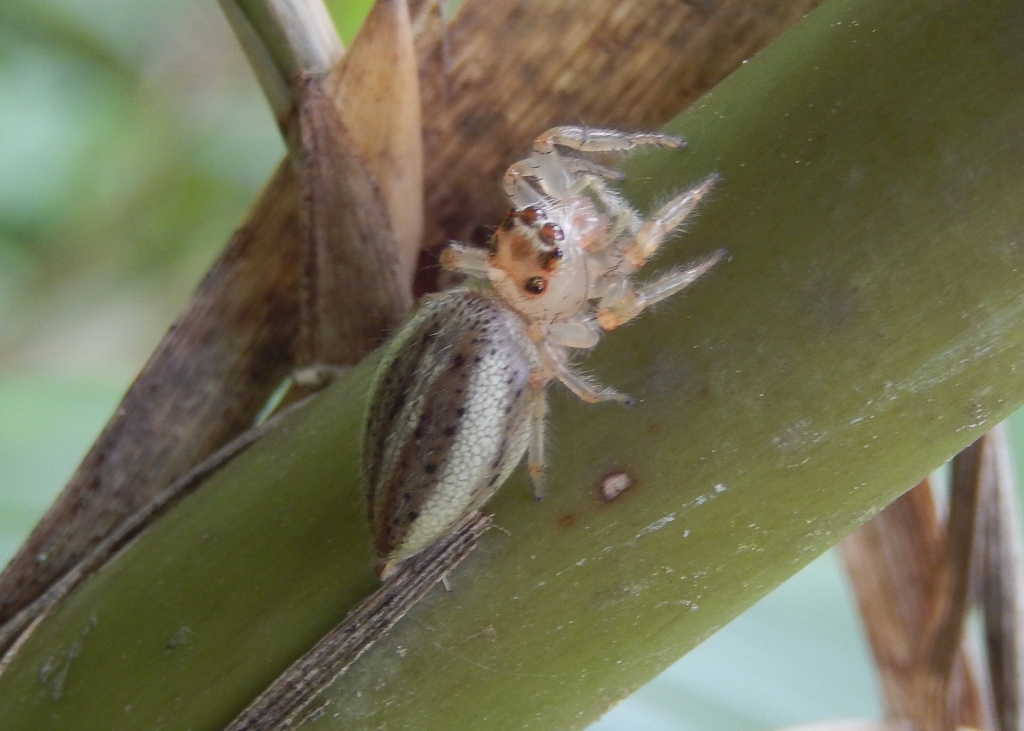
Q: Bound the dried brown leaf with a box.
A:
[979,425,1024,731]
[840,474,993,731]
[327,0,423,283]
[916,440,990,731]
[294,75,411,366]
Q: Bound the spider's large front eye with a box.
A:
[519,207,542,225]
[539,223,564,245]
[523,276,547,295]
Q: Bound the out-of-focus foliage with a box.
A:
[0,0,283,380]
[0,1,1019,730]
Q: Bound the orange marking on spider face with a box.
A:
[491,229,552,299]
[508,233,534,261]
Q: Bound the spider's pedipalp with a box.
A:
[440,241,490,279]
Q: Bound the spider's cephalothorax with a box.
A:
[484,199,601,323]
[442,126,722,339]
[366,127,724,577]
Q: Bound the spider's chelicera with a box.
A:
[364,127,723,576]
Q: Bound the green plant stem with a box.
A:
[219,0,343,125]
[2,0,1024,728]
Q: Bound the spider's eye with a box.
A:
[523,276,547,295]
[539,248,563,271]
[519,207,542,225]
[539,223,564,245]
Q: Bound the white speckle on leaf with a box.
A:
[636,513,676,538]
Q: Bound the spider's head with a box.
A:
[486,204,591,322]
[487,206,565,296]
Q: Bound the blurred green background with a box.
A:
[0,1,1017,728]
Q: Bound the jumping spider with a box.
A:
[441,126,724,492]
[364,126,723,574]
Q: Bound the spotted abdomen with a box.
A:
[362,289,540,571]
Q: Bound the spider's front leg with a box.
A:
[620,173,719,269]
[533,126,684,155]
[597,248,726,331]
[504,127,687,207]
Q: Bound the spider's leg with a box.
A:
[564,156,625,183]
[502,156,579,206]
[537,339,632,405]
[597,249,725,330]
[533,127,685,155]
[509,128,685,207]
[621,174,719,268]
[502,160,547,208]
[526,385,548,499]
[440,242,489,278]
[574,175,642,243]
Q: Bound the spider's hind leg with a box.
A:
[526,385,548,499]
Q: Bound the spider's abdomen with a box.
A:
[362,289,541,572]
